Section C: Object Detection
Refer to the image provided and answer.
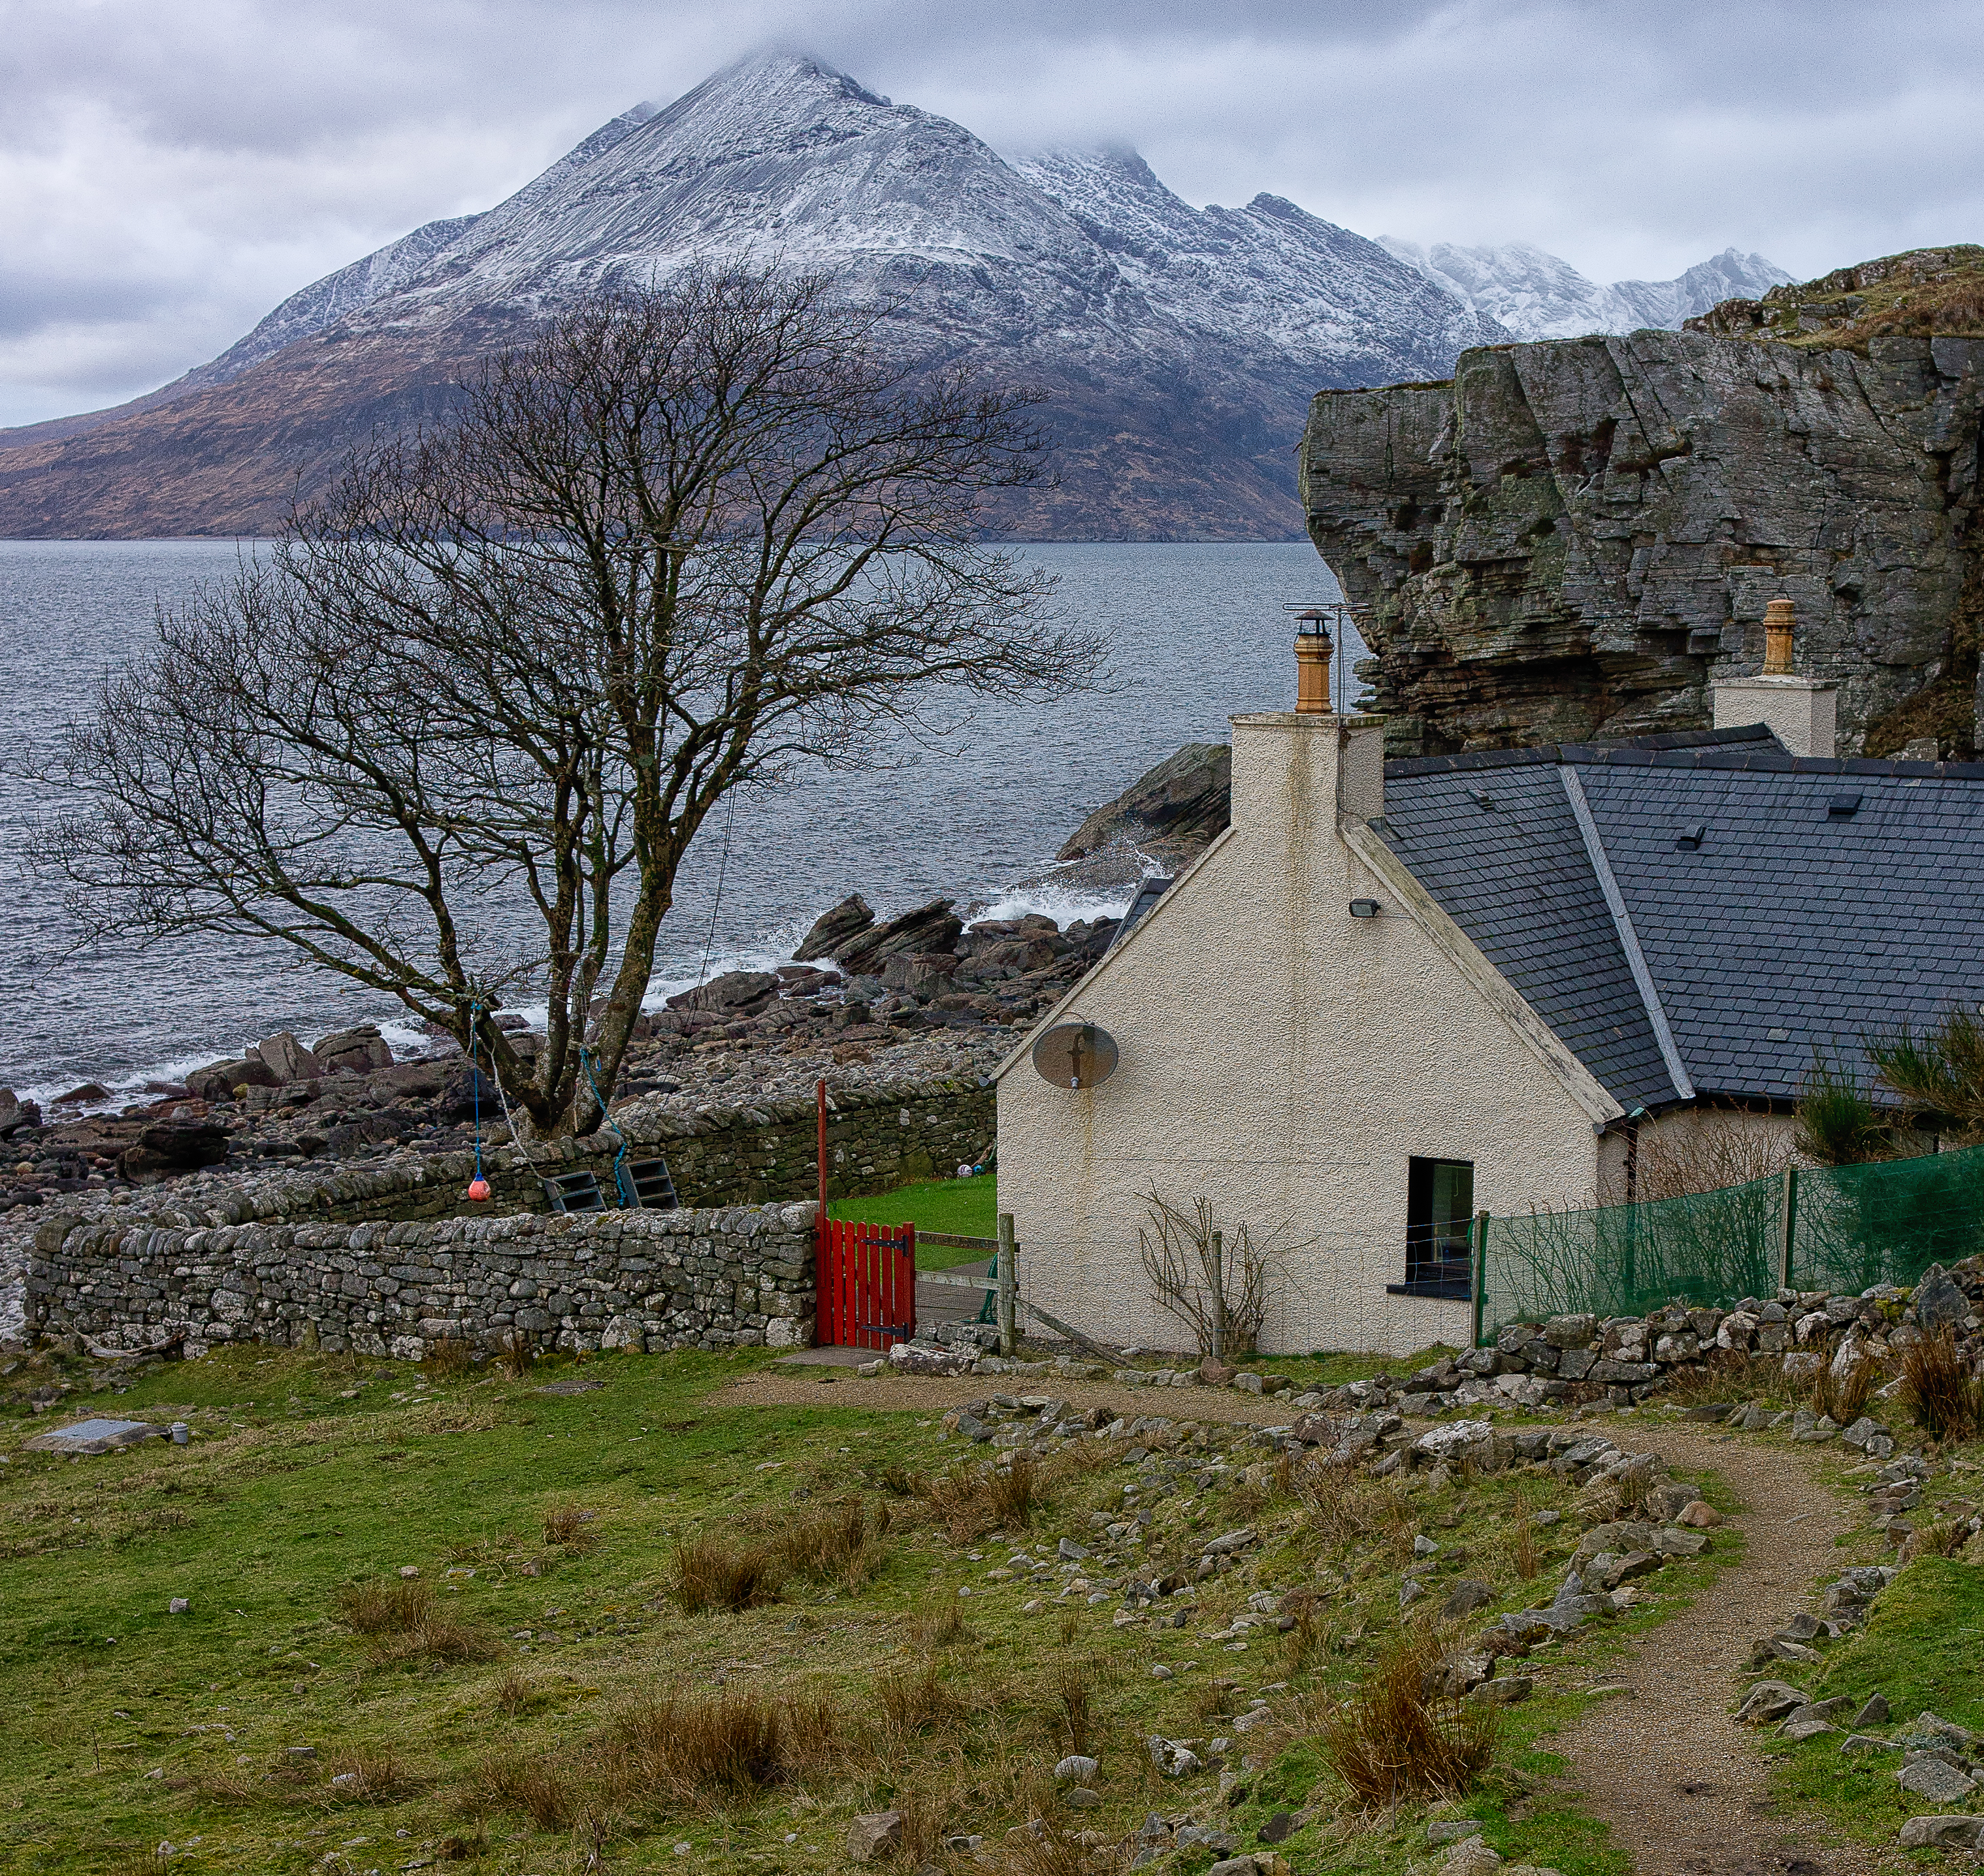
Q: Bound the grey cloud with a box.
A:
[3,0,1981,427]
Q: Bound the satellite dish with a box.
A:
[1032,1022,1118,1091]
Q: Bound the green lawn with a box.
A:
[0,1341,1756,1876]
[830,1173,998,1266]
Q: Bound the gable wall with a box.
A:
[997,714,1606,1356]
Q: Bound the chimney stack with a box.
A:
[1712,596,1838,757]
[1761,597,1796,674]
[1293,609,1333,714]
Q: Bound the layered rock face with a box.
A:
[1301,328,1984,756]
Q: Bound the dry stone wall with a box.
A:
[25,1201,819,1359]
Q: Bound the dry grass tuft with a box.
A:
[1512,1517,1540,1583]
[338,1578,434,1634]
[493,1331,534,1380]
[1902,1328,1983,1441]
[922,1458,1039,1541]
[670,1532,785,1614]
[324,1746,423,1801]
[1812,1354,1879,1425]
[1319,1624,1496,1807]
[472,1755,578,1832]
[613,1691,786,1795]
[542,1503,600,1552]
[915,1600,969,1649]
[336,1578,500,1665]
[1056,1610,1081,1648]
[774,1500,888,1590]
[494,1671,536,1717]
[1049,1658,1098,1754]
[996,1823,1121,1876]
[423,1338,475,1381]
[877,1662,966,1739]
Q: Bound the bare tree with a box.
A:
[31,265,1102,1135]
[1137,1190,1295,1359]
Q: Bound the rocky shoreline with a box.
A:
[0,747,1223,1223]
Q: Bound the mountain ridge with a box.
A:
[0,53,1773,540]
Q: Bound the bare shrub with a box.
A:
[1137,1191,1298,1358]
[922,1458,1037,1541]
[493,1332,533,1381]
[423,1338,475,1381]
[671,1532,785,1613]
[542,1503,600,1552]
[1319,1625,1495,1807]
[1623,1106,1797,1201]
[1902,1328,1983,1441]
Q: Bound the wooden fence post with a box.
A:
[997,1212,1017,1357]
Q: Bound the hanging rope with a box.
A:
[694,782,741,991]
[580,1047,632,1205]
[466,1002,491,1202]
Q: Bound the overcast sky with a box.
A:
[3,0,1979,430]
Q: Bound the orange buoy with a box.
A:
[467,1177,491,1202]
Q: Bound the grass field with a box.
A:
[830,1174,998,1266]
[0,1336,1764,1876]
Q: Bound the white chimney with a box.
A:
[1712,597,1838,757]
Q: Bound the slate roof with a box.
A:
[1378,727,1984,1110]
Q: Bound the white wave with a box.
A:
[968,873,1149,929]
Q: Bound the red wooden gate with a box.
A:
[815,1218,917,1349]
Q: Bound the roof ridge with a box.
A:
[1558,766,1695,1106]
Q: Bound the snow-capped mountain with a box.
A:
[0,53,1764,538]
[1378,237,1791,342]
[208,61,1497,401]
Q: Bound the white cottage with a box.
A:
[995,605,1984,1355]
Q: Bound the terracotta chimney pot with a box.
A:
[1293,610,1333,714]
[1762,597,1796,675]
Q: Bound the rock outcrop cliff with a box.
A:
[1301,255,1984,757]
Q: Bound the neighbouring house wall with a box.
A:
[997,712,1610,1357]
[25,1201,819,1359]
[1595,1105,1801,1206]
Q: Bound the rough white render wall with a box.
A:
[998,712,1606,1357]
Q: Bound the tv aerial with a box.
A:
[1032,1022,1118,1091]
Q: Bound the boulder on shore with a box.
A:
[834,898,964,974]
[793,893,875,961]
[666,970,782,1014]
[1058,743,1231,866]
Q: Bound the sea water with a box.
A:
[0,538,1359,1100]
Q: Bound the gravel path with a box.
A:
[1547,1425,1879,1876]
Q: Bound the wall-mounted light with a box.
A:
[1349,899,1380,918]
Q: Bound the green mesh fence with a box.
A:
[1478,1142,1984,1341]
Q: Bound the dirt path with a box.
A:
[1547,1426,1877,1876]
[713,1368,1309,1427]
